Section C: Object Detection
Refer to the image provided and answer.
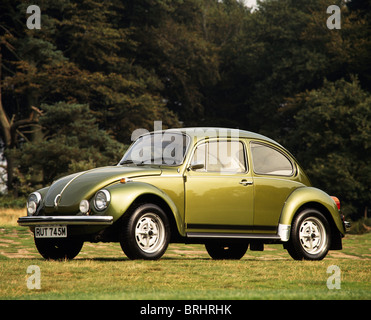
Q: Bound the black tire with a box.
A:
[34,238,83,260]
[286,208,331,261]
[119,203,170,260]
[205,243,248,260]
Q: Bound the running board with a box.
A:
[186,232,281,240]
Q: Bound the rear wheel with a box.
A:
[120,203,170,260]
[34,238,83,260]
[205,243,248,260]
[286,208,331,261]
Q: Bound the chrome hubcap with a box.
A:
[135,213,165,254]
[299,217,327,255]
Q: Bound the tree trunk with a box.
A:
[0,52,14,192]
[0,52,41,193]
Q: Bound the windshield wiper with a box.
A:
[120,160,134,165]
[120,159,146,166]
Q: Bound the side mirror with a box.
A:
[187,162,205,171]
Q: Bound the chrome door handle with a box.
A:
[239,180,253,186]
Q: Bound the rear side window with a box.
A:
[250,142,293,176]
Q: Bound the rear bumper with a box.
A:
[343,220,351,233]
[17,215,113,226]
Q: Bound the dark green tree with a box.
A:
[12,102,125,192]
[283,78,370,219]
[0,0,179,194]
[124,0,221,124]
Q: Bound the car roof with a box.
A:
[151,127,282,147]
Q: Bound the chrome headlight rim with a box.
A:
[27,192,42,216]
[94,189,111,212]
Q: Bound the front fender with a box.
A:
[279,187,345,239]
[104,181,185,236]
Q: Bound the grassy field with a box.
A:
[0,209,370,300]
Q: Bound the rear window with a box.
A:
[250,142,293,176]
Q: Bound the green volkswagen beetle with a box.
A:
[18,128,349,261]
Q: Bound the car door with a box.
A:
[184,139,254,234]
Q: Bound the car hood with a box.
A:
[44,166,162,210]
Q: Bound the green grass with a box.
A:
[0,225,370,300]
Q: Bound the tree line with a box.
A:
[0,0,370,219]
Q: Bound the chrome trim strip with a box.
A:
[17,215,113,226]
[54,171,88,208]
[59,171,87,196]
[186,223,276,231]
[187,232,281,240]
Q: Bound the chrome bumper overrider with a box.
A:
[17,215,113,226]
[278,224,291,242]
[344,220,351,232]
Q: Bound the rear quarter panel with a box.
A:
[253,177,304,231]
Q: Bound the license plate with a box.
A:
[35,226,67,238]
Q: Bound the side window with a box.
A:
[250,142,293,176]
[191,141,246,173]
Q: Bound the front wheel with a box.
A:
[119,203,170,260]
[286,209,331,261]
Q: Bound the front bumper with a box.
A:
[17,215,113,226]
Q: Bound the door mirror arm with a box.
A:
[187,162,205,171]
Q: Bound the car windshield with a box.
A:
[119,132,190,166]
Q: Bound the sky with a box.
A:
[241,0,258,11]
[243,0,257,6]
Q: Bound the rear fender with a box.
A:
[278,187,345,241]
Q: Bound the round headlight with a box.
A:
[79,200,90,214]
[27,201,37,216]
[94,190,110,211]
[27,192,42,216]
